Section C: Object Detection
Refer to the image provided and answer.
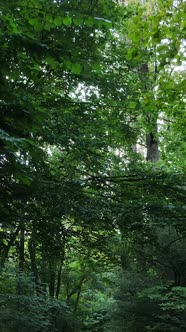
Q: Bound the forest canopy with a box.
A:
[0,0,186,331]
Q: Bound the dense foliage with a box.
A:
[0,0,186,331]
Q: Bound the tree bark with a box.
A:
[146,132,159,162]
[49,263,56,297]
[74,278,85,313]
[19,221,25,271]
[28,237,43,296]
[56,254,65,299]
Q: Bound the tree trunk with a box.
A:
[146,132,159,162]
[74,278,85,313]
[19,221,25,271]
[49,263,56,297]
[56,254,65,299]
[28,237,43,295]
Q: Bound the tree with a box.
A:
[0,0,186,331]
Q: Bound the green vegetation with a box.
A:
[0,0,186,331]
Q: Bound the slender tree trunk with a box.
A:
[140,62,159,162]
[17,221,25,298]
[56,254,65,299]
[49,263,56,297]
[146,132,159,162]
[19,221,25,271]
[140,0,159,163]
[28,238,38,281]
[74,278,85,313]
[28,237,43,295]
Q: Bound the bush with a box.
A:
[0,269,79,332]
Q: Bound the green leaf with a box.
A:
[45,56,59,69]
[126,50,132,60]
[63,16,72,26]
[94,17,112,29]
[29,18,43,31]
[71,63,82,75]
[18,175,32,186]
[29,18,38,26]
[85,17,94,27]
[64,59,72,70]
[54,16,62,26]
[129,102,137,109]
[102,19,112,29]
[73,17,83,26]
[92,63,101,72]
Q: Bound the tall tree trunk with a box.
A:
[140,62,159,162]
[74,278,85,313]
[49,263,56,297]
[28,238,39,282]
[28,237,43,295]
[17,221,25,297]
[139,0,159,163]
[146,132,159,162]
[56,252,65,299]
[19,220,25,271]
